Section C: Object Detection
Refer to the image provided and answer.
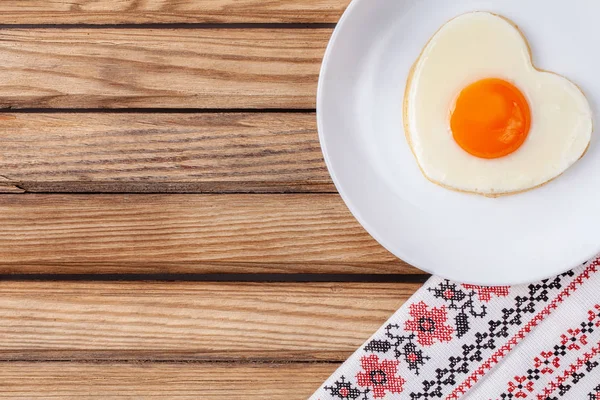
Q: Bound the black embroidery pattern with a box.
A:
[544,361,600,400]
[409,271,575,400]
[365,325,431,375]
[324,376,370,400]
[362,281,497,378]
[498,304,600,399]
[544,359,600,400]
[588,384,600,400]
[317,261,595,400]
[428,280,487,338]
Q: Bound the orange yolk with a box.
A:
[450,78,531,159]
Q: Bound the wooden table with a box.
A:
[0,2,427,398]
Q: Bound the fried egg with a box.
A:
[404,12,593,196]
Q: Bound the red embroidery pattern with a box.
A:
[561,328,588,350]
[537,342,600,400]
[533,352,561,374]
[324,376,366,400]
[494,303,600,399]
[316,258,599,400]
[355,355,405,398]
[543,357,599,400]
[588,384,600,400]
[446,261,598,400]
[462,284,510,302]
[405,302,454,346]
[507,376,534,398]
[427,279,489,338]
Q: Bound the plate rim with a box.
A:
[316,0,597,285]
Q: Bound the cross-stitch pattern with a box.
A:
[312,257,600,400]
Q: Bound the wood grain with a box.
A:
[0,29,329,109]
[0,362,337,399]
[0,112,334,193]
[0,194,417,274]
[0,281,419,361]
[0,0,350,24]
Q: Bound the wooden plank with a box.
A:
[0,0,350,24]
[0,112,335,193]
[0,362,336,399]
[0,194,417,274]
[0,28,328,109]
[0,281,419,361]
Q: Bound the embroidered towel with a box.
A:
[311,257,600,399]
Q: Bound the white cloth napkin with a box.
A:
[311,257,600,399]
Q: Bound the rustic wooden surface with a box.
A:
[1,363,338,399]
[0,113,334,193]
[0,29,329,109]
[0,2,425,398]
[0,281,420,361]
[0,0,351,24]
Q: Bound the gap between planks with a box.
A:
[0,273,429,282]
[0,23,338,29]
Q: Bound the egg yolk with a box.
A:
[450,78,531,159]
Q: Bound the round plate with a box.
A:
[317,0,600,285]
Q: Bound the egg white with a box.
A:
[404,12,593,196]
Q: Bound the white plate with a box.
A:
[317,0,600,285]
